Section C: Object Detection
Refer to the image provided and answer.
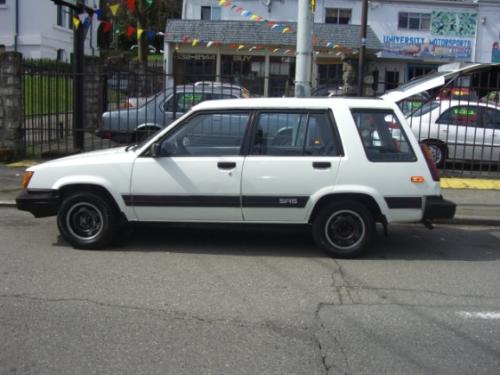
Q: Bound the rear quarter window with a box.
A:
[351,108,417,162]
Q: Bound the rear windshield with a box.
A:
[351,109,417,162]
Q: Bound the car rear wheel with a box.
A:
[424,141,447,168]
[312,200,374,258]
[57,192,117,249]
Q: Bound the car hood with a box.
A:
[381,64,496,102]
[29,147,131,170]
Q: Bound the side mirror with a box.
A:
[150,142,160,157]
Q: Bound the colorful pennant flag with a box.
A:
[206,41,214,48]
[72,16,81,30]
[145,0,154,6]
[146,31,156,41]
[127,0,135,14]
[109,3,120,16]
[102,21,112,33]
[192,39,199,46]
[127,26,136,38]
[137,28,145,39]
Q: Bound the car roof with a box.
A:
[192,97,391,111]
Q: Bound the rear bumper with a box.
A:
[16,189,60,218]
[423,195,456,221]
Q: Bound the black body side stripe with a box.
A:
[122,195,240,207]
[385,197,422,209]
[122,195,309,208]
[242,196,309,208]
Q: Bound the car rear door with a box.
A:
[241,110,343,222]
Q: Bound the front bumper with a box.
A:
[16,189,60,218]
[423,195,456,220]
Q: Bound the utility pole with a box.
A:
[294,0,314,97]
[357,0,369,97]
[50,0,94,150]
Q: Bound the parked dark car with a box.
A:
[96,82,250,143]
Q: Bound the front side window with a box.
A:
[251,112,340,156]
[159,112,250,157]
[352,109,416,162]
[398,12,430,31]
[325,8,351,24]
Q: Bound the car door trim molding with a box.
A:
[122,195,309,208]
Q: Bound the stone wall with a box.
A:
[0,52,23,161]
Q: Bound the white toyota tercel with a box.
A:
[17,98,455,258]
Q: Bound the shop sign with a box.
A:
[381,35,472,60]
[176,54,216,61]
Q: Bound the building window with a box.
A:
[398,12,430,31]
[201,6,221,20]
[325,8,351,24]
[57,5,73,29]
[385,71,400,90]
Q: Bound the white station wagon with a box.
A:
[17,98,455,258]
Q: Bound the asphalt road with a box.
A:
[1,208,500,374]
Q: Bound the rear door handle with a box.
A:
[313,162,331,169]
[218,162,236,170]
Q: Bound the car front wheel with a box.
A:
[312,200,374,258]
[57,191,117,249]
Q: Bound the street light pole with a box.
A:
[295,0,314,97]
[357,0,369,97]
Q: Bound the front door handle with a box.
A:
[313,162,331,169]
[218,162,236,170]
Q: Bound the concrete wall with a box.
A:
[0,52,23,161]
[0,0,99,61]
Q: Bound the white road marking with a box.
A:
[457,311,500,320]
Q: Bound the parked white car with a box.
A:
[382,63,500,167]
[16,98,455,258]
[406,100,500,167]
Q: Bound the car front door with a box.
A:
[241,110,343,222]
[129,111,251,221]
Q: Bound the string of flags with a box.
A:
[69,0,352,54]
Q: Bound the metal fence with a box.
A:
[21,59,500,177]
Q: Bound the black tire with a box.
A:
[312,200,375,258]
[424,141,447,169]
[57,191,118,249]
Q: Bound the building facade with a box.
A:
[0,0,99,61]
[165,0,500,96]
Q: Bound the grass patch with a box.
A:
[23,75,73,116]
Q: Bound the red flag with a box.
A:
[103,21,112,33]
[127,26,136,38]
[127,0,135,13]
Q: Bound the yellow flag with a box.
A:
[137,28,145,39]
[238,44,245,50]
[109,4,120,16]
[192,39,199,46]
[250,14,258,20]
[282,27,290,33]
[218,0,226,5]
[72,16,81,30]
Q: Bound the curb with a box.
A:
[440,178,500,190]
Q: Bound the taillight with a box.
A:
[420,144,440,182]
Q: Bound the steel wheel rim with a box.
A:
[325,210,365,250]
[428,144,442,164]
[66,202,104,241]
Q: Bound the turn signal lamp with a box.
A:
[21,171,34,188]
[411,176,425,183]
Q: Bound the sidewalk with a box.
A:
[1,162,499,225]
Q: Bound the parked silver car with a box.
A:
[97,82,250,143]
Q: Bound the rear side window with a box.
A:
[251,111,340,156]
[351,109,417,162]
